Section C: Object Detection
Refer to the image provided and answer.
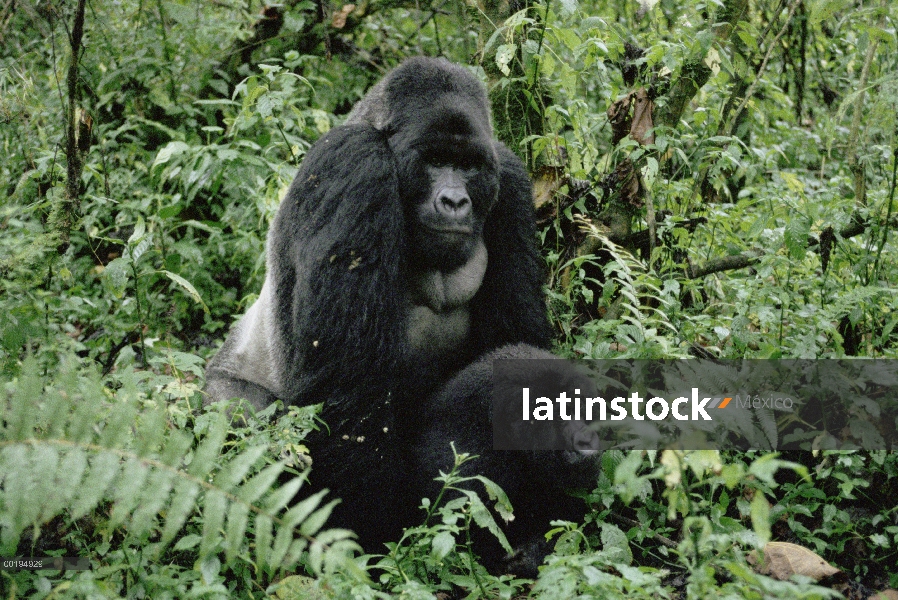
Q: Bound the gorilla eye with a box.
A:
[455,156,478,170]
[425,151,480,172]
[429,157,450,168]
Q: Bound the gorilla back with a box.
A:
[205,57,590,575]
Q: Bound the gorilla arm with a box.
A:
[204,282,281,410]
[205,124,407,411]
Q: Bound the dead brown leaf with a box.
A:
[748,541,841,581]
[607,92,633,145]
[532,165,566,209]
[331,4,356,29]
[630,88,655,146]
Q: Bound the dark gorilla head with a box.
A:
[347,57,500,272]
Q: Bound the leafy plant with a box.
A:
[0,356,358,595]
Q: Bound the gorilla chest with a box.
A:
[406,304,471,359]
[404,241,486,361]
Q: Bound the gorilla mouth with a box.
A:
[425,225,473,236]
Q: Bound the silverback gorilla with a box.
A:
[205,57,597,575]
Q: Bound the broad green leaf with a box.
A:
[152,141,190,168]
[750,492,771,545]
[431,531,455,559]
[601,523,633,565]
[102,257,130,298]
[496,44,516,76]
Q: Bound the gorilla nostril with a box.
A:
[438,191,471,217]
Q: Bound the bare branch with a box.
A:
[54,0,87,252]
[686,250,764,279]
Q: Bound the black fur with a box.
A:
[206,57,592,575]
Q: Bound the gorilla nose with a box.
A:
[436,189,471,218]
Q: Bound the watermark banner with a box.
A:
[0,557,90,571]
[491,360,898,451]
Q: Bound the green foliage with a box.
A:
[524,450,841,599]
[0,357,359,596]
[322,448,529,599]
[513,0,898,361]
[777,451,898,581]
[566,228,689,359]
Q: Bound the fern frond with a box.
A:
[0,356,356,575]
[577,219,684,354]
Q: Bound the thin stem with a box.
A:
[846,0,888,207]
[872,140,898,281]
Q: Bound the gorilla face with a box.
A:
[402,113,500,272]
[410,165,496,270]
